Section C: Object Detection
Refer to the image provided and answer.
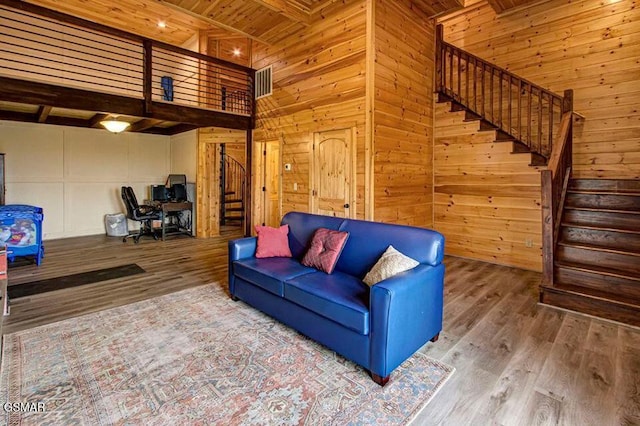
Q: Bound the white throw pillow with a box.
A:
[362,245,420,286]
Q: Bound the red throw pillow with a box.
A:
[255,224,292,258]
[301,228,349,274]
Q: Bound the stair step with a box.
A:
[225,207,244,212]
[463,111,483,122]
[565,192,640,211]
[224,198,243,204]
[559,225,640,252]
[555,260,640,299]
[568,179,640,194]
[529,152,547,166]
[556,243,640,275]
[563,207,640,230]
[540,284,640,327]
[494,129,514,141]
[224,217,244,222]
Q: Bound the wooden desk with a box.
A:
[158,201,193,241]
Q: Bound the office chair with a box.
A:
[121,186,161,244]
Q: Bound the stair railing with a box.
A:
[220,148,246,226]
[541,107,573,286]
[435,25,571,161]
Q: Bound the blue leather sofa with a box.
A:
[228,212,445,385]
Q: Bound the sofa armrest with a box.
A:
[228,237,257,296]
[369,263,445,378]
[229,237,257,261]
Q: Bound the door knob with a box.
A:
[344,203,350,208]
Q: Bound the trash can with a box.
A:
[105,213,128,237]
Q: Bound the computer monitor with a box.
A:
[151,185,168,202]
[172,184,187,202]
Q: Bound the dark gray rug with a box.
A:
[8,264,146,299]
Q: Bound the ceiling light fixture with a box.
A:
[158,21,167,28]
[232,48,241,57]
[100,118,130,133]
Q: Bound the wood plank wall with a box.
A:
[251,0,436,226]
[373,0,434,227]
[252,0,368,219]
[433,102,543,271]
[196,127,247,236]
[438,0,640,180]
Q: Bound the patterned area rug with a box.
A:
[0,284,454,425]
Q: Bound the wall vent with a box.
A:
[255,65,272,99]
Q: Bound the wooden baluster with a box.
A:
[490,69,494,123]
[473,58,477,111]
[517,79,522,141]
[481,62,485,117]
[457,51,461,102]
[436,25,443,93]
[498,71,503,129]
[527,84,532,149]
[449,47,453,98]
[548,97,555,157]
[538,89,543,156]
[508,74,512,134]
[465,54,469,105]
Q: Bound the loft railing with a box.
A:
[435,25,572,161]
[0,0,253,116]
[220,148,246,226]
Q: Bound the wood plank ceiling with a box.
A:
[22,0,481,47]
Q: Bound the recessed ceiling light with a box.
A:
[158,21,166,28]
[233,48,241,57]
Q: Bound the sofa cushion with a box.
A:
[301,228,349,274]
[284,271,370,335]
[234,258,316,296]
[363,245,420,286]
[336,219,445,278]
[255,224,292,258]
[281,212,344,259]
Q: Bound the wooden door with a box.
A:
[254,140,281,227]
[263,141,281,227]
[312,128,355,218]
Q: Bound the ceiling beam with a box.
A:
[36,105,52,123]
[0,76,145,117]
[129,118,164,132]
[154,0,272,45]
[0,110,90,128]
[252,0,311,25]
[88,113,111,128]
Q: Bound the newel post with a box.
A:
[541,170,554,287]
[435,24,444,94]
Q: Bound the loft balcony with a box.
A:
[0,0,255,134]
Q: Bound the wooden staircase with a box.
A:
[220,148,246,227]
[540,179,640,325]
[223,192,245,225]
[443,94,547,166]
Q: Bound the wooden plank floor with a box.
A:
[3,233,639,425]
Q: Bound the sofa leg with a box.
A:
[231,295,239,301]
[430,333,440,342]
[371,372,390,386]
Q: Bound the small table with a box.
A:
[158,201,193,241]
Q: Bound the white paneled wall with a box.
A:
[0,121,171,239]
[169,130,197,181]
